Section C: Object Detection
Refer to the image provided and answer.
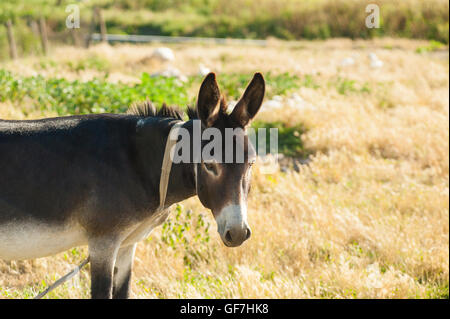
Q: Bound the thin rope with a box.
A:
[34,257,90,299]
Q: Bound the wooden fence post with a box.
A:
[85,7,97,48]
[95,7,107,43]
[70,28,81,47]
[39,17,49,55]
[29,20,40,37]
[5,19,18,60]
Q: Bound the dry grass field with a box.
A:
[0,38,448,298]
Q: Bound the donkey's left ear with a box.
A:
[231,73,265,128]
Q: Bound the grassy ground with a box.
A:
[0,38,448,298]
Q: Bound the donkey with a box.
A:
[0,72,265,299]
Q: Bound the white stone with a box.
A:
[340,57,355,67]
[151,67,187,81]
[369,52,383,68]
[263,99,283,109]
[198,64,211,76]
[370,59,384,68]
[151,47,175,62]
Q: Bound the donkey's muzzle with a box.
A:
[215,204,251,247]
[223,225,251,247]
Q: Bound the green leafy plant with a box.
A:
[0,70,191,115]
[331,77,371,95]
[159,204,212,270]
[0,70,302,115]
[415,40,446,53]
[251,120,310,158]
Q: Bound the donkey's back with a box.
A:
[0,114,148,260]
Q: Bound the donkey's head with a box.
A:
[194,73,265,247]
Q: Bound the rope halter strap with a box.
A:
[157,121,185,211]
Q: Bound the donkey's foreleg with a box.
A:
[88,237,121,299]
[112,243,136,299]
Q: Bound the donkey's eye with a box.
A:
[203,162,219,176]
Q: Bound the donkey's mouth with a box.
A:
[221,239,240,248]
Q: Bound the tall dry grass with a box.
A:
[0,39,448,298]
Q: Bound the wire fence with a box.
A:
[90,33,268,46]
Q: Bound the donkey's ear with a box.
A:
[197,72,221,127]
[231,73,265,128]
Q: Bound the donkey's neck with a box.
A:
[134,118,197,210]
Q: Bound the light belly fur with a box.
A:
[0,210,171,260]
[0,221,87,260]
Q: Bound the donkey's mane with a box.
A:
[127,97,228,121]
[127,100,185,120]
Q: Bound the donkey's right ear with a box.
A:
[197,73,221,127]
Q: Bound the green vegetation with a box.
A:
[0,70,192,115]
[0,70,301,114]
[104,0,449,43]
[1,69,382,116]
[331,77,371,95]
[158,204,212,270]
[251,120,309,158]
[415,39,447,53]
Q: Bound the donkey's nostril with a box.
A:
[225,230,232,243]
[224,227,250,246]
[245,227,252,240]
